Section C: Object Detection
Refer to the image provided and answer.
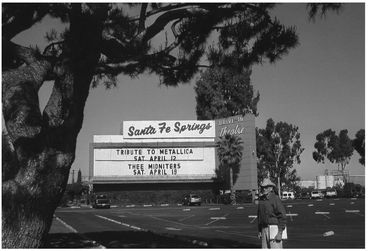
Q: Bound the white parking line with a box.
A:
[56,216,106,248]
[126,205,135,208]
[236,206,244,210]
[248,215,257,223]
[148,215,189,227]
[343,209,364,216]
[179,214,195,222]
[209,207,220,211]
[55,216,78,233]
[308,204,314,207]
[350,202,355,205]
[315,212,330,215]
[329,203,335,206]
[205,214,228,225]
[286,213,298,216]
[210,217,226,220]
[182,208,191,212]
[96,215,144,231]
[160,204,169,207]
[287,205,293,208]
[286,212,298,222]
[345,209,360,213]
[315,212,330,219]
[165,227,181,231]
[143,204,153,207]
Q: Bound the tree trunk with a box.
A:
[230,167,236,204]
[2,4,108,247]
[2,146,72,248]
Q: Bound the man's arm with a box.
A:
[274,196,287,230]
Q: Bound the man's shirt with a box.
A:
[257,192,287,232]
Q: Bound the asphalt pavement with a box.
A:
[47,198,365,248]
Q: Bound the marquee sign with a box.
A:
[93,147,215,179]
[91,114,257,190]
[122,120,215,139]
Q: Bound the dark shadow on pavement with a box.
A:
[45,230,260,248]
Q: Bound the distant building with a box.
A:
[298,173,364,190]
[316,175,343,189]
[298,180,316,188]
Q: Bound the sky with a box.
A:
[11,3,365,183]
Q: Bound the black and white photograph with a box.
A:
[2,2,365,248]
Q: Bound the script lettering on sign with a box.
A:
[216,115,246,137]
[122,120,215,139]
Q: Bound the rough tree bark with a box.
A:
[2,5,107,248]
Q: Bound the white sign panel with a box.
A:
[93,147,215,179]
[122,120,215,139]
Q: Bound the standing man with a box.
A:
[257,178,287,248]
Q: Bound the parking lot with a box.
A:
[49,198,365,248]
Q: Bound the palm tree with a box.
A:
[217,134,243,204]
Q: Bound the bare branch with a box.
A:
[138,3,148,33]
[138,7,208,42]
[129,3,197,22]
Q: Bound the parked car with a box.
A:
[281,191,295,200]
[183,194,202,206]
[311,190,324,199]
[92,194,111,209]
[325,188,337,198]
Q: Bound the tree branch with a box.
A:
[138,3,148,33]
[128,3,197,23]
[2,40,39,67]
[138,7,208,42]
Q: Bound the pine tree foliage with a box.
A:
[195,67,259,120]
